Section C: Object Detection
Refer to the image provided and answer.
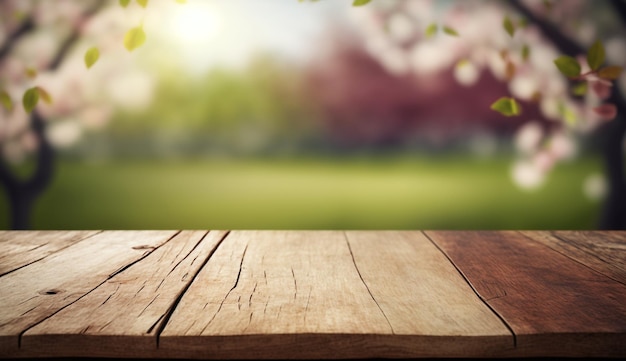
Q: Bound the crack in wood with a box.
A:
[17,296,38,305]
[165,235,206,277]
[138,294,159,317]
[242,311,254,333]
[135,283,146,297]
[155,231,230,345]
[424,231,518,348]
[249,282,257,307]
[27,243,48,252]
[291,267,297,300]
[547,232,626,286]
[108,231,181,280]
[98,319,114,332]
[200,242,248,334]
[343,232,395,334]
[15,232,177,349]
[304,287,312,323]
[146,313,165,335]
[99,292,113,307]
[19,306,37,317]
[0,231,103,278]
[155,278,166,292]
[0,257,45,278]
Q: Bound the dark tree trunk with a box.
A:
[0,2,104,230]
[7,189,36,230]
[509,0,626,229]
[599,116,626,229]
[0,110,56,230]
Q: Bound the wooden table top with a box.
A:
[0,230,624,359]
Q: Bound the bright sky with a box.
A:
[145,0,353,74]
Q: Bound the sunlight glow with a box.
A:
[169,2,220,46]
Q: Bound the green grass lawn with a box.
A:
[0,155,604,230]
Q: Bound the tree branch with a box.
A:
[24,0,107,191]
[49,0,107,70]
[507,0,625,110]
[0,159,18,190]
[1,0,109,229]
[508,0,626,229]
[609,0,626,25]
[0,17,35,61]
[24,110,54,193]
[506,0,586,56]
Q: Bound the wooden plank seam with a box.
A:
[548,232,626,286]
[422,231,518,347]
[154,230,231,346]
[15,230,182,349]
[343,232,395,334]
[0,231,102,277]
[2,230,623,358]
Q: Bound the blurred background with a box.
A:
[2,0,625,230]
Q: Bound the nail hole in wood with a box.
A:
[132,245,154,250]
[39,289,63,295]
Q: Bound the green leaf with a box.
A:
[443,26,459,37]
[553,56,581,78]
[25,67,37,79]
[587,40,605,71]
[124,25,146,52]
[597,65,623,80]
[35,86,52,104]
[352,0,371,6]
[558,102,578,125]
[572,82,588,96]
[84,47,100,69]
[137,0,149,8]
[22,87,39,114]
[425,23,438,38]
[521,44,530,61]
[0,90,12,111]
[119,0,130,7]
[490,97,522,117]
[503,16,515,37]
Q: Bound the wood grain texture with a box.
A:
[1,230,625,359]
[160,230,393,359]
[343,231,512,354]
[522,231,626,285]
[17,230,228,358]
[159,230,512,359]
[0,231,99,276]
[0,230,177,356]
[427,230,626,357]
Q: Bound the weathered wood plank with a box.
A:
[18,230,227,358]
[427,230,626,358]
[521,231,626,285]
[0,231,99,276]
[0,230,177,357]
[344,231,511,353]
[160,230,392,359]
[159,230,512,359]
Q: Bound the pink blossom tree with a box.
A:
[349,0,626,228]
[0,0,177,229]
